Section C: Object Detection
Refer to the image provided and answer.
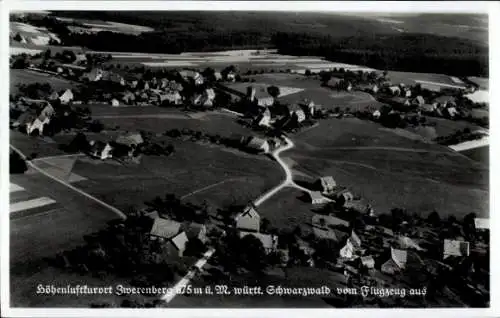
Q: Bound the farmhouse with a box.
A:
[360,255,375,269]
[398,236,424,251]
[115,132,144,148]
[315,176,337,194]
[301,100,316,117]
[214,72,223,81]
[89,141,113,160]
[40,103,55,118]
[372,110,381,119]
[150,218,182,241]
[13,111,37,132]
[83,68,103,82]
[288,104,306,123]
[443,239,470,259]
[350,231,362,249]
[419,104,437,113]
[235,204,261,232]
[179,70,204,85]
[160,91,182,105]
[59,89,74,104]
[474,218,489,231]
[412,95,426,106]
[339,239,355,259]
[432,95,456,108]
[387,86,401,96]
[122,91,136,104]
[332,189,354,207]
[166,231,189,257]
[255,108,272,127]
[246,136,270,153]
[239,231,278,254]
[309,191,330,205]
[27,115,50,135]
[445,107,458,118]
[247,86,275,107]
[184,222,208,243]
[381,248,407,275]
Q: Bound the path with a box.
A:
[162,248,216,304]
[180,178,244,200]
[254,136,330,206]
[10,144,126,220]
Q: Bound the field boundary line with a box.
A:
[10,144,126,220]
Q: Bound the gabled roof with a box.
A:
[350,231,361,248]
[170,231,189,252]
[311,214,349,228]
[432,95,456,105]
[474,218,489,230]
[236,205,260,220]
[317,176,336,189]
[413,95,425,105]
[443,239,470,257]
[391,247,408,269]
[115,133,144,147]
[309,191,326,201]
[360,255,375,268]
[398,236,424,251]
[246,136,268,150]
[239,231,278,250]
[150,218,182,239]
[312,226,348,242]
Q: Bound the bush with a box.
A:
[10,152,27,174]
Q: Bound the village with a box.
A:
[8,42,491,308]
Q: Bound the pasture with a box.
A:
[72,139,283,211]
[10,69,77,95]
[387,71,468,88]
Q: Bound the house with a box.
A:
[247,86,275,107]
[226,71,236,82]
[74,53,87,65]
[387,86,401,96]
[179,70,204,85]
[350,230,362,249]
[474,218,489,231]
[185,222,208,243]
[398,236,424,251]
[59,89,74,104]
[432,95,456,108]
[246,136,270,153]
[381,248,407,275]
[202,88,216,107]
[213,72,222,81]
[27,115,50,135]
[412,96,425,106]
[288,104,306,123]
[110,98,120,107]
[256,108,271,127]
[443,239,470,259]
[309,191,330,205]
[445,107,458,118]
[372,110,381,119]
[239,231,278,254]
[332,188,354,206]
[404,88,412,98]
[102,72,125,86]
[166,231,189,257]
[301,100,316,117]
[339,239,355,259]
[235,204,260,232]
[358,83,379,94]
[360,255,375,269]
[12,111,36,131]
[419,104,436,113]
[115,133,143,152]
[83,68,103,82]
[160,91,182,105]
[48,91,59,101]
[40,103,55,118]
[89,141,113,160]
[312,214,350,228]
[150,218,182,241]
[313,227,348,242]
[315,176,337,194]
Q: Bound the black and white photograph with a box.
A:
[1,1,498,316]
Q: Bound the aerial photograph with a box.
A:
[7,8,489,309]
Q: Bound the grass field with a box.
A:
[460,146,489,166]
[72,139,283,211]
[10,130,67,158]
[387,71,468,88]
[10,69,76,95]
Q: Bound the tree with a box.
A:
[267,85,280,98]
[44,49,52,60]
[305,69,312,76]
[89,120,104,133]
[463,212,477,240]
[239,234,267,272]
[10,152,27,174]
[261,218,271,233]
[427,210,441,227]
[67,132,90,153]
[184,238,206,257]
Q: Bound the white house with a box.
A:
[59,89,74,104]
[246,137,270,153]
[315,176,337,194]
[388,86,401,96]
[235,204,261,232]
[110,98,120,107]
[257,108,271,127]
[443,239,470,259]
[309,191,330,205]
[89,141,113,160]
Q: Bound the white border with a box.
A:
[1,1,498,318]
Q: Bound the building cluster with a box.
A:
[88,132,144,160]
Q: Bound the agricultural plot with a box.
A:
[287,156,488,219]
[10,131,67,158]
[387,71,468,88]
[72,140,283,211]
[10,69,76,95]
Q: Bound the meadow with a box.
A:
[10,69,76,95]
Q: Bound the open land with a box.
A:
[10,69,77,95]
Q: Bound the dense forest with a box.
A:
[17,12,489,77]
[272,32,488,77]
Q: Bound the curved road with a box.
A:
[254,136,330,206]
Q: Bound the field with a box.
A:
[72,139,283,211]
[279,117,489,219]
[10,69,77,95]
[460,146,489,165]
[56,17,154,35]
[10,130,67,158]
[387,71,468,88]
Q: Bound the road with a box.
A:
[162,248,216,304]
[10,144,126,220]
[254,136,330,206]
